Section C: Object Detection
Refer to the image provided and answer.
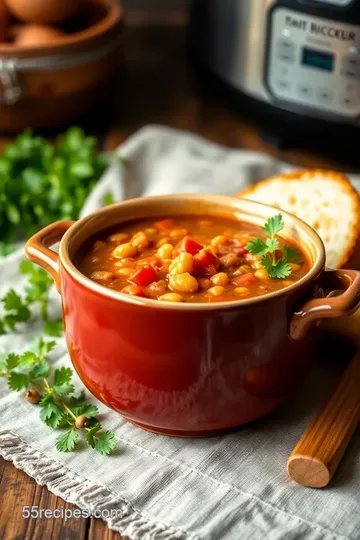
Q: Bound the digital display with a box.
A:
[302,47,334,71]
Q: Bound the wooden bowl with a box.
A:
[0,0,124,132]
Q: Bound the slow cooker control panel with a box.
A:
[266,8,360,119]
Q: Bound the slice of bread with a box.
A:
[237,169,360,269]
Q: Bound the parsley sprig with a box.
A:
[0,127,110,256]
[0,260,63,336]
[0,338,116,455]
[245,214,302,279]
[0,127,118,336]
[0,127,120,455]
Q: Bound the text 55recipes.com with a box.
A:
[22,506,123,521]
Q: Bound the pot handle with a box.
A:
[290,269,360,341]
[25,220,75,293]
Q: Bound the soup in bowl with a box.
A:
[25,194,360,436]
[77,214,311,303]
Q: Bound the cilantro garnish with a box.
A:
[0,337,116,455]
[245,214,302,279]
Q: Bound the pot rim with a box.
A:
[0,0,122,56]
[59,194,326,311]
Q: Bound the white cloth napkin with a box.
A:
[1,125,360,540]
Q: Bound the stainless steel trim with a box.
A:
[196,0,277,102]
[194,0,360,125]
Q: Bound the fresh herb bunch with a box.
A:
[0,127,109,255]
[0,127,118,455]
[0,338,116,455]
[0,260,63,336]
[245,214,302,279]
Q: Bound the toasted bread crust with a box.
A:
[237,169,360,269]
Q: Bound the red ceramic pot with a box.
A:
[25,195,360,436]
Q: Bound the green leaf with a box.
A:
[39,392,53,406]
[43,319,63,337]
[2,289,23,311]
[74,403,99,418]
[0,126,108,250]
[61,126,85,151]
[8,371,29,391]
[19,259,36,275]
[56,430,79,452]
[94,431,116,456]
[69,161,94,179]
[31,337,56,359]
[57,413,74,428]
[53,366,74,396]
[6,204,21,224]
[102,192,115,206]
[19,351,38,367]
[262,214,284,239]
[54,367,72,387]
[85,423,102,448]
[6,353,20,370]
[40,401,63,428]
[1,290,31,330]
[0,354,7,371]
[282,245,302,265]
[13,306,31,323]
[53,383,75,397]
[22,168,44,194]
[68,391,86,407]
[30,360,50,379]
[265,238,279,253]
[85,424,116,454]
[245,238,268,257]
[262,256,291,279]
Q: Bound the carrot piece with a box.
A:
[232,273,256,287]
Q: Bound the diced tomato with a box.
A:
[194,248,220,269]
[122,285,146,297]
[193,248,220,277]
[154,219,175,231]
[232,273,256,287]
[233,246,248,257]
[174,236,203,256]
[130,265,158,287]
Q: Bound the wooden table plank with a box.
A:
[0,460,89,540]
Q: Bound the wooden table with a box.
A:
[0,19,355,540]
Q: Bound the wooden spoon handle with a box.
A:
[288,350,360,488]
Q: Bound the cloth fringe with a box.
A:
[0,429,197,540]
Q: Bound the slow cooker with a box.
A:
[189,0,360,154]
